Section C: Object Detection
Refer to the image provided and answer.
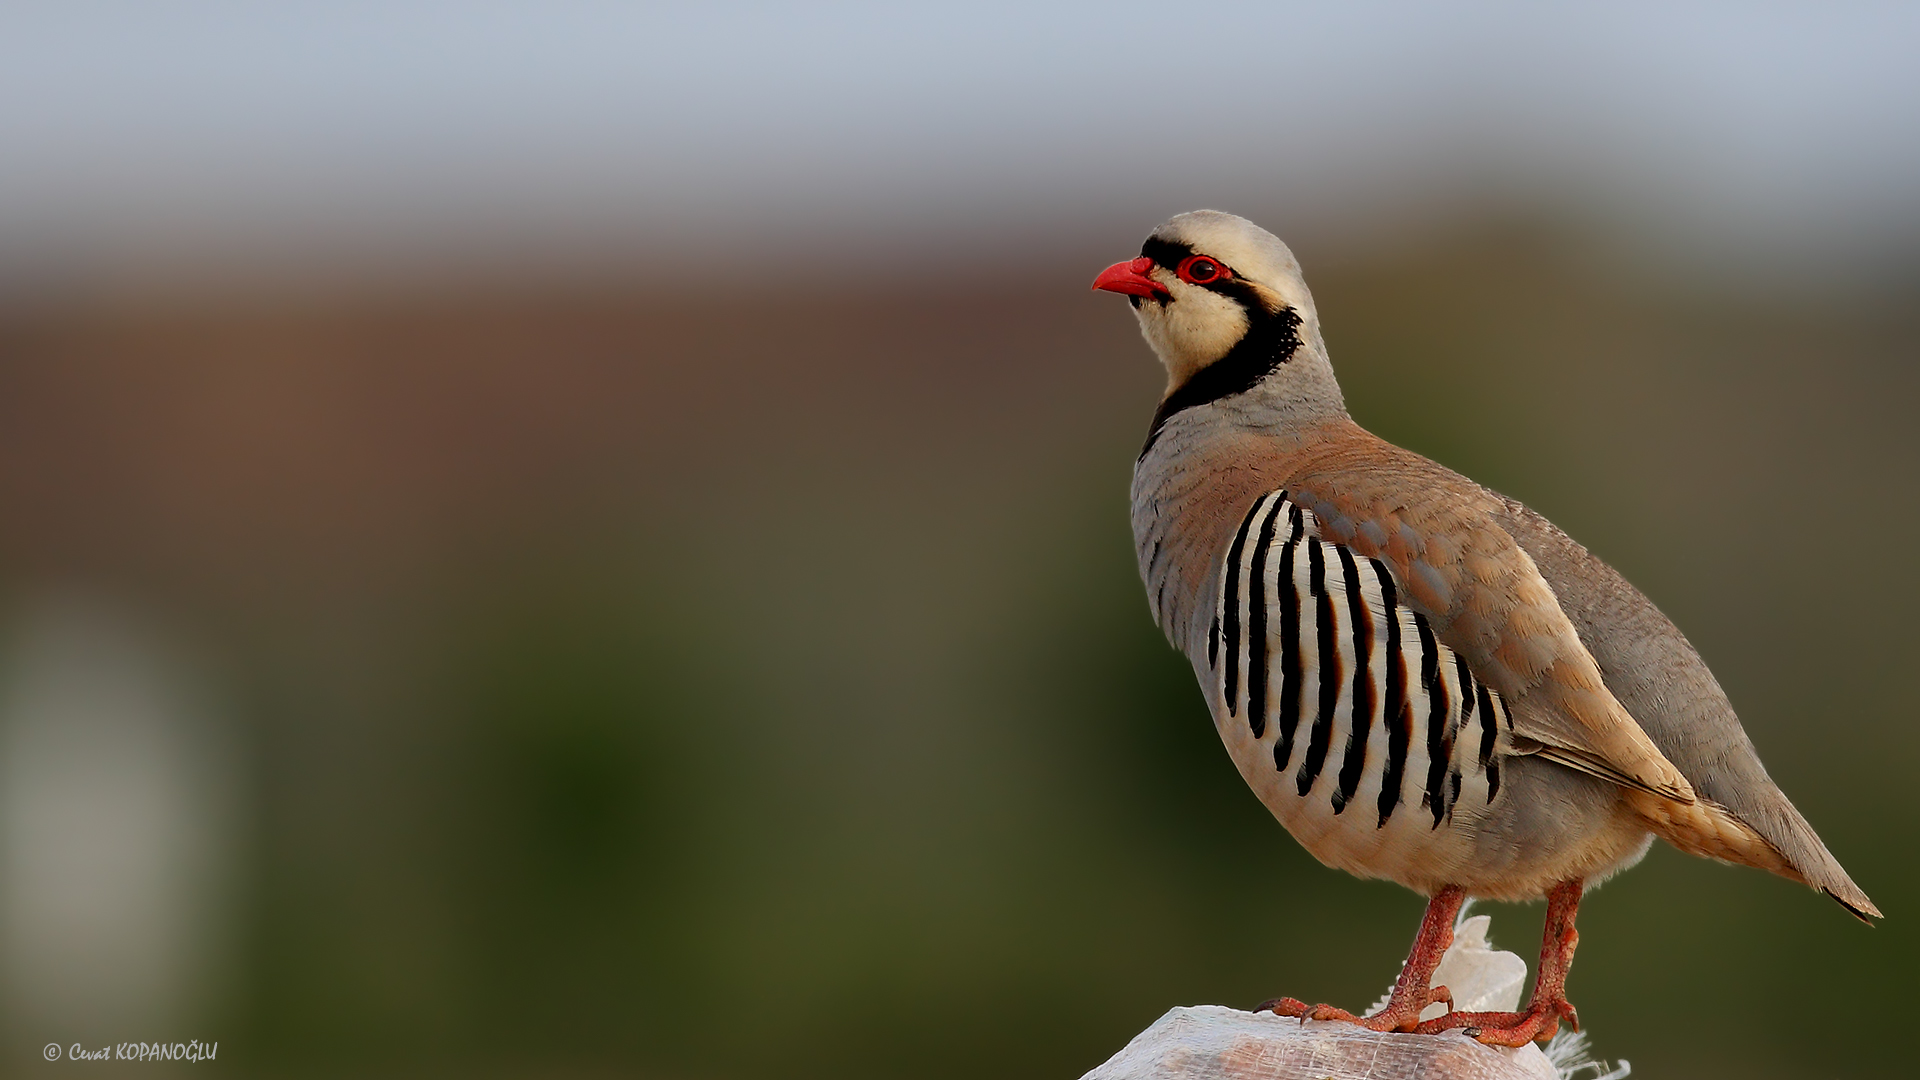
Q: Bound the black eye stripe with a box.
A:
[1141,236,1191,267]
[1144,238,1237,289]
[1139,233,1271,318]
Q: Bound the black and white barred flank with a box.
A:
[1209,491,1512,830]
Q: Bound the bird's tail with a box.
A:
[1629,790,1880,923]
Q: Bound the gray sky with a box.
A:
[2,2,1916,283]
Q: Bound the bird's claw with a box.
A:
[1416,997,1578,1046]
[1258,997,1373,1027]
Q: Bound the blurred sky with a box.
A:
[2,2,1917,288]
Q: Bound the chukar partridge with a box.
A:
[1093,210,1878,1046]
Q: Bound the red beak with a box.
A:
[1091,257,1169,300]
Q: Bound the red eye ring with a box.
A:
[1176,254,1229,285]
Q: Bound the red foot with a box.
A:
[1258,878,1593,1049]
[1416,996,1578,1046]
[1259,886,1465,1034]
[1418,878,1587,1046]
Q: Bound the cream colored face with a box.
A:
[1133,272,1250,391]
[1129,210,1318,394]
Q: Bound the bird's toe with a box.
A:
[1415,998,1575,1046]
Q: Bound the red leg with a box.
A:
[1262,885,1464,1033]
[1417,879,1584,1046]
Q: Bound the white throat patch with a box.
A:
[1135,281,1248,391]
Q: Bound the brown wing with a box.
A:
[1274,427,1696,805]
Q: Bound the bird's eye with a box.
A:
[1177,255,1228,285]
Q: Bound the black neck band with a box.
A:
[1140,304,1303,458]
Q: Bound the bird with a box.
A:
[1092,210,1878,1047]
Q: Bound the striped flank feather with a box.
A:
[1210,491,1513,835]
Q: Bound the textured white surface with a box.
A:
[1085,910,1568,1079]
[1081,1006,1559,1080]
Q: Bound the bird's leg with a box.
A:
[1263,885,1464,1032]
[1417,878,1584,1046]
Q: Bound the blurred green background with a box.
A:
[2,227,1914,1078]
[0,6,1916,1079]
